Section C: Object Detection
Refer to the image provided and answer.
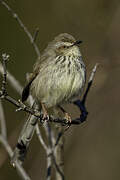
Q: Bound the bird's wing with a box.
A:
[22,51,55,102]
[22,72,37,102]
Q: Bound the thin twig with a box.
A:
[82,63,99,105]
[11,114,38,165]
[36,124,48,152]
[1,53,9,94]
[89,63,99,82]
[44,122,53,180]
[0,135,31,180]
[44,122,64,180]
[54,131,63,147]
[52,126,64,180]
[0,62,22,94]
[46,149,52,180]
[0,54,31,179]
[0,100,7,139]
[52,155,64,180]
[0,0,40,59]
[33,28,39,43]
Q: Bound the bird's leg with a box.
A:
[41,102,49,120]
[64,112,72,123]
[58,105,72,123]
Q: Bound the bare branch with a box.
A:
[36,124,48,152]
[44,123,53,179]
[0,135,13,157]
[0,135,31,180]
[0,0,40,59]
[52,127,64,180]
[54,131,64,147]
[1,53,9,94]
[81,63,99,105]
[46,149,52,180]
[33,28,39,43]
[44,123,64,180]
[89,63,99,82]
[52,154,64,180]
[0,62,22,94]
[0,100,7,139]
[11,114,38,165]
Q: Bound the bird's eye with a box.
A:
[63,45,69,49]
[57,45,68,51]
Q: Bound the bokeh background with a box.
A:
[0,0,120,179]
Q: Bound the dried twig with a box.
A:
[44,123,53,180]
[1,53,9,94]
[0,100,7,139]
[0,0,40,59]
[46,152,52,180]
[11,114,38,165]
[33,28,39,43]
[44,122,64,180]
[36,124,48,152]
[0,135,31,180]
[51,126,64,180]
[0,62,22,94]
[0,56,31,179]
[82,63,99,105]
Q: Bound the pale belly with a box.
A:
[31,60,86,108]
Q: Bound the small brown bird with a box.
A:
[22,33,86,121]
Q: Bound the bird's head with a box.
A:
[53,33,82,57]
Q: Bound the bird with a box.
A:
[22,33,86,122]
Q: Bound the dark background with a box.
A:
[0,0,120,179]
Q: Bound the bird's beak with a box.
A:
[69,40,83,48]
[73,40,83,46]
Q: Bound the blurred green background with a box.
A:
[0,0,120,179]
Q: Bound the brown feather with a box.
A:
[22,74,36,102]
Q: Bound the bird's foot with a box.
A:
[41,102,49,121]
[42,113,49,121]
[64,112,72,124]
[63,112,72,131]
